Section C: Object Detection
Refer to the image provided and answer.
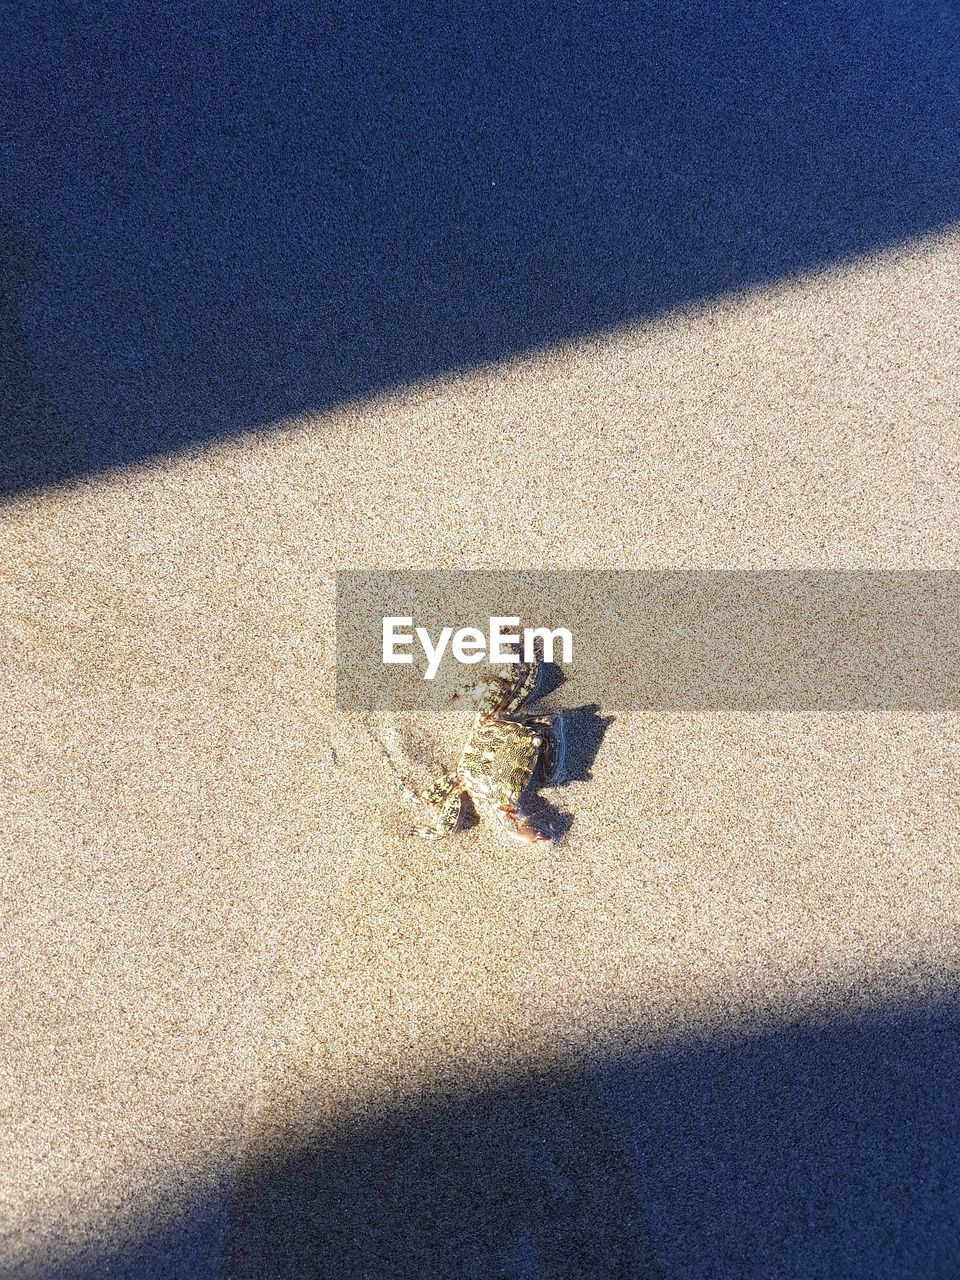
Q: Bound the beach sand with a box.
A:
[3,230,960,1276]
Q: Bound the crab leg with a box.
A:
[396,768,459,808]
[394,769,466,840]
[500,652,542,713]
[409,783,465,841]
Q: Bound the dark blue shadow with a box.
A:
[1,0,959,494]
[36,995,960,1278]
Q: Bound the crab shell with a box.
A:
[458,718,551,843]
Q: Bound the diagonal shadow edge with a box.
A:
[20,990,960,1280]
[1,0,959,498]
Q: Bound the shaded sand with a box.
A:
[3,232,960,1277]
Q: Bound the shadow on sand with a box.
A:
[2,0,959,493]
[523,699,614,841]
[37,994,960,1279]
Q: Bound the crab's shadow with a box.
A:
[524,672,615,840]
[536,661,614,782]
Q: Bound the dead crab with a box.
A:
[400,642,565,844]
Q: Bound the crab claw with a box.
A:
[499,808,552,844]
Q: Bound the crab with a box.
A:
[398,642,565,844]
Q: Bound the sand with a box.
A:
[2,215,959,1278]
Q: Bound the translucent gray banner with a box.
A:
[335,571,960,711]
